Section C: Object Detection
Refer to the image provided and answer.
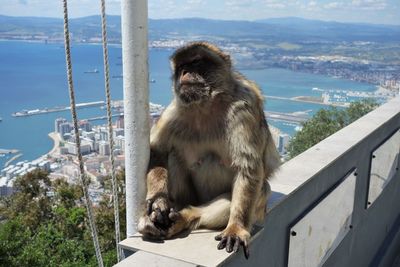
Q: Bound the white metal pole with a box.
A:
[121,0,149,237]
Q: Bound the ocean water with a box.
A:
[0,41,376,167]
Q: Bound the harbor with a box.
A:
[11,101,105,117]
[0,149,19,155]
[265,95,349,107]
[86,113,123,122]
[265,110,308,124]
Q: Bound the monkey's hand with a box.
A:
[137,214,166,239]
[138,195,171,239]
[215,223,251,259]
[146,195,172,229]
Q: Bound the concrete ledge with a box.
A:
[114,251,195,267]
[119,227,264,266]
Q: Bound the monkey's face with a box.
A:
[173,56,212,105]
[171,43,232,106]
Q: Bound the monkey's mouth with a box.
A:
[177,82,211,104]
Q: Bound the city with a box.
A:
[0,100,293,199]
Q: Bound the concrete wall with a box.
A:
[117,98,400,267]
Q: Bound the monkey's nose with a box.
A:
[180,71,193,83]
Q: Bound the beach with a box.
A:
[48,132,62,156]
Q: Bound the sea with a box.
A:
[0,41,377,167]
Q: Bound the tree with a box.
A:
[0,169,127,267]
[287,99,378,159]
[1,170,52,230]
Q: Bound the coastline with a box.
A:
[47,132,61,157]
[4,153,22,167]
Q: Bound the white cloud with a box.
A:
[321,0,387,11]
[187,0,203,4]
[351,0,387,10]
[308,1,317,7]
[226,0,256,8]
[323,2,345,9]
[262,0,286,9]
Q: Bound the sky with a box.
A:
[0,0,399,25]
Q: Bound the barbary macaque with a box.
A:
[138,41,280,259]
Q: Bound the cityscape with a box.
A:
[0,100,293,199]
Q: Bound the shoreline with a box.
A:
[47,132,61,156]
[4,153,23,167]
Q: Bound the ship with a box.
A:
[84,68,99,74]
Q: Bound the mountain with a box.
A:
[255,17,400,42]
[0,15,399,43]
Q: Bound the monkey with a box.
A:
[137,41,281,259]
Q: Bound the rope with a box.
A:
[99,0,122,261]
[61,1,104,266]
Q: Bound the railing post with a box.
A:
[121,0,149,237]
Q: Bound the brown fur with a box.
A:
[137,42,281,258]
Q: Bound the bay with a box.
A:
[0,41,376,167]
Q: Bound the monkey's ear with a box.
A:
[220,53,232,68]
[199,41,232,68]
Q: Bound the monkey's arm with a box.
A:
[216,100,266,259]
[138,116,172,237]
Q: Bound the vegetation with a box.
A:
[0,169,126,267]
[287,99,379,159]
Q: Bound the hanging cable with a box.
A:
[99,0,122,261]
[61,0,104,266]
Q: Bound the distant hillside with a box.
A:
[1,15,399,43]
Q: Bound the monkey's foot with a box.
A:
[138,215,166,240]
[165,208,191,238]
[215,224,250,259]
[146,194,171,229]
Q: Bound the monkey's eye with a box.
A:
[191,58,202,67]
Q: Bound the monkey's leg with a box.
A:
[138,165,170,238]
[166,193,231,238]
[138,149,171,238]
[139,149,192,238]
[215,179,269,259]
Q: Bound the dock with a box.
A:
[12,101,105,117]
[265,95,349,107]
[4,153,23,167]
[0,148,19,155]
[85,113,123,122]
[265,110,308,124]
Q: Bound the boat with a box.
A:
[12,110,29,117]
[150,79,156,83]
[84,68,99,74]
[0,117,2,122]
